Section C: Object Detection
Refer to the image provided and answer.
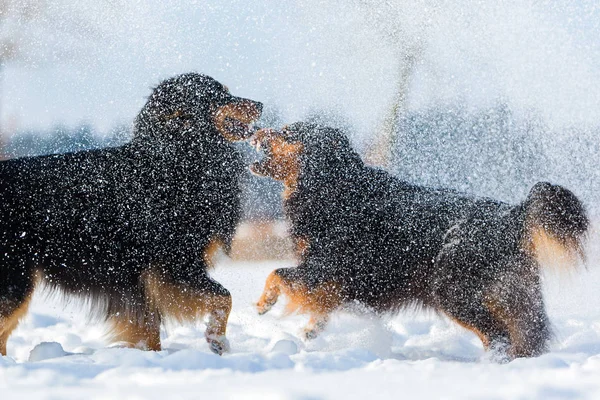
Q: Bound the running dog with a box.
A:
[251,122,588,359]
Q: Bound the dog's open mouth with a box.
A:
[224,117,256,140]
[249,128,304,182]
[214,101,262,141]
[249,130,273,177]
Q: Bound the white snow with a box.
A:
[1,225,599,399]
[27,342,70,362]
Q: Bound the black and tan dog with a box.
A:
[251,122,588,359]
[0,73,262,355]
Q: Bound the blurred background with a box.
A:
[1,0,598,260]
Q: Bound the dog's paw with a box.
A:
[302,317,328,341]
[206,334,230,356]
[303,325,327,341]
[256,299,276,315]
[302,328,320,341]
[484,338,512,363]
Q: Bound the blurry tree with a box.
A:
[351,1,563,205]
[354,0,427,167]
[391,103,550,202]
[0,0,119,65]
[0,0,42,154]
[365,46,421,167]
[4,123,129,158]
[102,123,132,148]
[0,1,40,64]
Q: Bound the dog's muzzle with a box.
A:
[214,99,263,141]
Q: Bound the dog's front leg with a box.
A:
[303,314,329,340]
[256,269,287,315]
[201,278,232,355]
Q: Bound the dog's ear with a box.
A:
[286,122,352,149]
[283,122,359,166]
[145,73,215,124]
[308,126,353,157]
[143,86,185,123]
[324,128,352,152]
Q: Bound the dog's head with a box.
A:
[136,73,262,143]
[249,122,360,186]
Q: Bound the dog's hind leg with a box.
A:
[435,292,511,355]
[485,271,551,359]
[0,272,35,356]
[0,297,33,356]
[296,280,342,341]
[105,272,162,351]
[433,261,512,356]
[256,268,289,315]
[442,307,511,354]
[303,314,330,340]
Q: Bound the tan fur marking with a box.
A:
[485,298,527,358]
[280,150,303,200]
[445,314,490,349]
[526,228,579,272]
[108,315,161,351]
[204,237,223,269]
[163,109,184,120]
[295,237,310,259]
[285,280,342,315]
[256,271,283,314]
[303,314,330,339]
[257,270,342,316]
[143,271,231,330]
[266,137,303,199]
[0,294,33,356]
[213,101,261,141]
[204,297,232,339]
[250,129,304,198]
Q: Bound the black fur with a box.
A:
[0,73,262,355]
[254,122,588,359]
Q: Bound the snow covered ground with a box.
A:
[1,224,599,399]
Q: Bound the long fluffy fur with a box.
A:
[0,73,261,354]
[254,122,588,358]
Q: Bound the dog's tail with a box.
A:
[523,182,589,270]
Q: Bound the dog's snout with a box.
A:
[243,99,262,120]
[253,128,277,143]
[237,98,262,120]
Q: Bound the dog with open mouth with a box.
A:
[250,122,588,359]
[0,73,262,356]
